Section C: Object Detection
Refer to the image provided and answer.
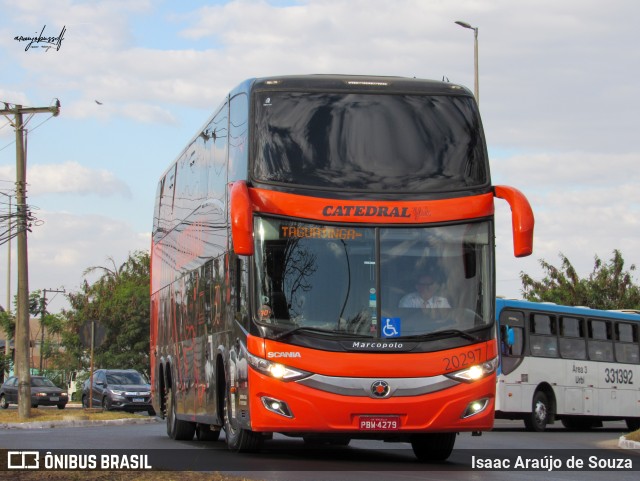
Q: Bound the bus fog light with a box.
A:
[261,396,293,418]
[462,397,490,418]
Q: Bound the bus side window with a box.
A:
[501,326,523,357]
[529,313,558,358]
[587,319,614,362]
[558,316,586,360]
[614,322,640,364]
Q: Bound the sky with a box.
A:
[0,0,639,314]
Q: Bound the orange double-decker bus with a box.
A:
[150,74,534,461]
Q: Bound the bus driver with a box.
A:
[399,272,451,309]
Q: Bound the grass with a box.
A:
[0,404,143,424]
[625,429,640,442]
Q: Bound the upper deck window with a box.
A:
[253,92,489,193]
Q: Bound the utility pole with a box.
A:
[0,101,60,419]
[39,288,65,372]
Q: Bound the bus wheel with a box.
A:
[626,418,640,431]
[166,389,195,441]
[524,391,549,432]
[410,433,456,462]
[224,388,262,452]
[196,423,221,441]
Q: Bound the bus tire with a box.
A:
[524,391,549,432]
[224,387,262,452]
[166,389,195,441]
[626,418,640,431]
[410,433,456,462]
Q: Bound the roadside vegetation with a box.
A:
[0,406,142,424]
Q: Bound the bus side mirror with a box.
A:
[230,180,254,255]
[494,185,534,258]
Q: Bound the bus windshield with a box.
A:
[253,92,488,193]
[253,217,493,339]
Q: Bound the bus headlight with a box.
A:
[247,352,310,381]
[445,358,498,383]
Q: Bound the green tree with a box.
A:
[0,291,63,378]
[520,249,640,309]
[62,251,150,375]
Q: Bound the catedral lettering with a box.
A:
[150,74,534,462]
[322,205,411,218]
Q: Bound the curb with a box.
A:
[0,416,160,430]
[618,435,640,450]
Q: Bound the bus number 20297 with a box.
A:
[443,348,482,372]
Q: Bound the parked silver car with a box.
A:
[82,369,155,415]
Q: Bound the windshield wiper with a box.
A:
[272,326,370,341]
[396,329,482,343]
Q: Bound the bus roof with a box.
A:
[496,298,640,322]
[240,74,474,97]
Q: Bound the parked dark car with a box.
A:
[0,375,69,409]
[82,369,155,415]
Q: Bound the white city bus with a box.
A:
[495,298,640,431]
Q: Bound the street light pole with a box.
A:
[455,20,479,105]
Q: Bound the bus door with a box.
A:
[497,308,525,412]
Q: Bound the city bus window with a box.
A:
[529,313,558,358]
[532,314,555,335]
[614,323,640,364]
[587,319,614,362]
[498,310,524,357]
[558,316,586,360]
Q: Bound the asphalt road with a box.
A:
[0,415,637,481]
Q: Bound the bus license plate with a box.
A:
[358,416,400,431]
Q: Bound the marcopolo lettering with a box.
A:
[352,341,404,350]
[322,205,411,218]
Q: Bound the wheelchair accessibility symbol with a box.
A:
[382,317,401,338]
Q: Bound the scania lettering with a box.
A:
[150,75,534,462]
[267,352,301,359]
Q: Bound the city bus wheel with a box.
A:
[524,391,549,432]
[166,388,195,441]
[223,387,262,452]
[410,432,456,462]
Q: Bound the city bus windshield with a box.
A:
[253,217,493,340]
[253,92,488,193]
